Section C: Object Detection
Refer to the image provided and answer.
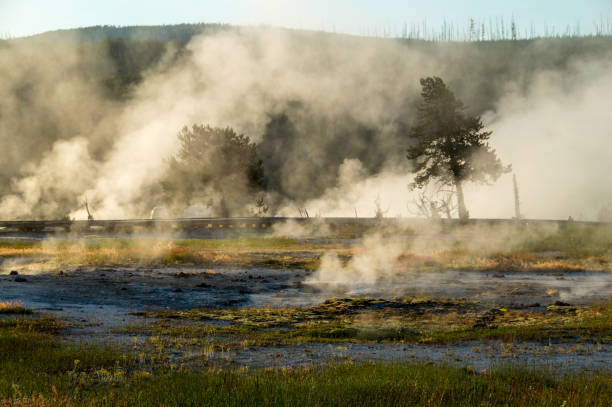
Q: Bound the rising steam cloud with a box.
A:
[0,28,611,220]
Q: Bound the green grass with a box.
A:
[0,240,39,250]
[517,224,612,257]
[1,314,611,406]
[86,363,612,407]
[3,360,611,406]
[129,298,612,348]
[0,317,128,403]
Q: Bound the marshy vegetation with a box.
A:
[0,312,611,406]
[1,222,609,272]
[127,296,612,348]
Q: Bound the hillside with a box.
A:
[8,23,230,44]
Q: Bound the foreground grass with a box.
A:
[1,318,611,406]
[68,364,612,407]
[0,317,124,402]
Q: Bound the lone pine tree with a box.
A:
[407,77,510,220]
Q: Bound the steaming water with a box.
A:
[297,270,612,306]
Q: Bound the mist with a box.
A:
[1,27,611,220]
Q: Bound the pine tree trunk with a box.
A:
[455,179,469,220]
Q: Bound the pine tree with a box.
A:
[407,77,510,220]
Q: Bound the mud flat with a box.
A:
[1,265,610,325]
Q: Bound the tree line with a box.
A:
[167,77,507,220]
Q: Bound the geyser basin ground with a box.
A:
[1,265,611,327]
[0,223,610,404]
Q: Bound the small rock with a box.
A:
[172,288,183,293]
[175,272,189,278]
[9,270,18,276]
[14,276,27,282]
[553,300,571,306]
[120,287,127,291]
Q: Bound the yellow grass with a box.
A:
[0,301,24,312]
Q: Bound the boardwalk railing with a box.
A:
[0,217,608,235]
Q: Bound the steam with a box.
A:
[305,234,404,294]
[479,61,612,221]
[305,225,612,301]
[0,138,98,219]
[1,27,611,220]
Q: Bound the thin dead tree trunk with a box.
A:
[513,173,522,220]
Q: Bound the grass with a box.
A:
[0,301,32,315]
[1,223,609,273]
[517,224,612,258]
[126,297,612,349]
[0,316,610,406]
[0,237,334,269]
[59,363,612,407]
[0,316,127,404]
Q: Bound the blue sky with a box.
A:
[1,0,611,38]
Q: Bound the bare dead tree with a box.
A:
[254,195,269,217]
[408,182,457,219]
[84,198,94,221]
[374,196,389,219]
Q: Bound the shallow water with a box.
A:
[2,263,611,372]
[218,341,612,372]
[2,265,611,328]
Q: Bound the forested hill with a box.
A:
[6,23,231,44]
[4,24,611,106]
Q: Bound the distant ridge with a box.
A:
[8,23,233,44]
[6,22,612,45]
